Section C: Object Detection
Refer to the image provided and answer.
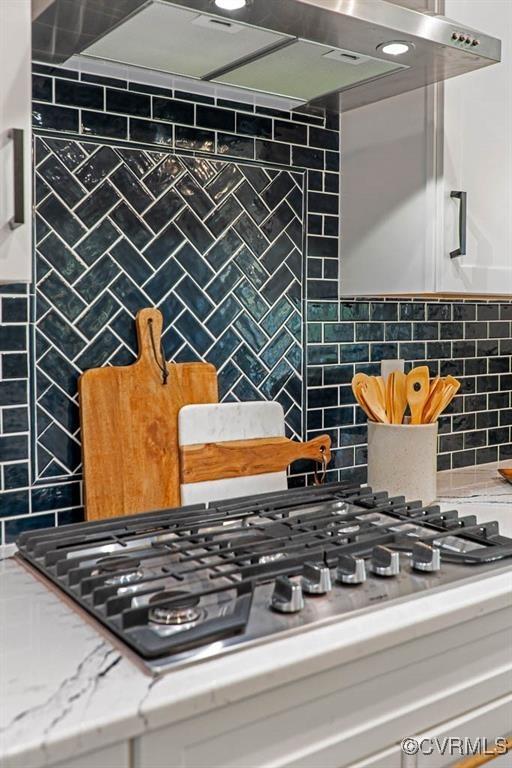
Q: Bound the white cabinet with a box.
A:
[340,0,512,297]
[439,0,512,295]
[0,0,32,284]
[49,742,130,768]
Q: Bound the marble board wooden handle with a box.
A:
[179,434,332,484]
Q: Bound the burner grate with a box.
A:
[16,481,512,666]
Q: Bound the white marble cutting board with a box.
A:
[178,401,288,505]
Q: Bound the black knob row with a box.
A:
[452,31,480,46]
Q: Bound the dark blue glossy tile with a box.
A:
[2,407,29,433]
[477,303,499,321]
[106,88,150,116]
[144,189,184,233]
[0,435,28,462]
[130,118,173,146]
[236,113,272,137]
[231,278,269,322]
[1,353,27,380]
[75,219,120,266]
[38,310,85,359]
[308,345,337,365]
[1,297,27,323]
[274,120,307,144]
[151,96,193,123]
[175,125,215,152]
[75,146,119,189]
[56,79,104,109]
[39,271,86,321]
[33,74,53,102]
[194,105,233,131]
[309,126,339,151]
[400,303,425,321]
[3,462,29,490]
[175,310,213,356]
[143,222,184,268]
[427,302,452,320]
[57,507,85,526]
[38,193,85,245]
[82,110,127,139]
[32,103,79,132]
[255,139,290,166]
[5,513,55,543]
[31,482,81,513]
[110,202,152,249]
[308,192,337,214]
[8,495,37,526]
[0,381,27,406]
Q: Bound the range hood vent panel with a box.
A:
[82,1,293,80]
[35,0,502,113]
[214,39,406,102]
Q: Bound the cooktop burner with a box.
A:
[16,481,512,674]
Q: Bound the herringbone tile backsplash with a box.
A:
[0,63,510,542]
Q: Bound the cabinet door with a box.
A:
[439,0,512,295]
[0,0,32,284]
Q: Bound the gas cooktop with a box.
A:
[16,482,512,675]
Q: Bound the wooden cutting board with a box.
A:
[178,402,331,505]
[79,307,218,520]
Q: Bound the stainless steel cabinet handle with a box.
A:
[450,190,467,258]
[9,128,25,230]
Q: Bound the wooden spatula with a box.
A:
[386,372,395,423]
[421,376,442,422]
[427,380,461,423]
[352,373,375,420]
[362,377,389,423]
[392,370,408,424]
[406,366,430,424]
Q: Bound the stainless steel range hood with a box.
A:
[33,0,501,112]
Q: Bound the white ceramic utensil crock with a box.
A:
[367,420,438,505]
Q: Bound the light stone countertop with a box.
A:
[0,463,511,768]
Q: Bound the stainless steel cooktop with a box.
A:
[16,482,512,675]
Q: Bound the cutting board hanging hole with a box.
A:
[148,317,169,385]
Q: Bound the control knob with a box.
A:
[271,576,304,613]
[301,562,332,595]
[370,545,400,577]
[336,554,366,584]
[412,542,441,573]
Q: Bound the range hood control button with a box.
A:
[336,555,366,584]
[271,577,304,613]
[452,32,459,40]
[472,39,480,46]
[370,545,400,577]
[301,562,332,595]
[412,542,441,573]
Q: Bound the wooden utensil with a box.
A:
[427,380,460,423]
[352,373,375,420]
[392,370,408,424]
[386,372,395,423]
[421,377,443,423]
[361,377,389,423]
[376,376,386,405]
[406,366,430,424]
[79,307,218,520]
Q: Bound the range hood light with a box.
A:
[214,0,247,9]
[378,41,412,56]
